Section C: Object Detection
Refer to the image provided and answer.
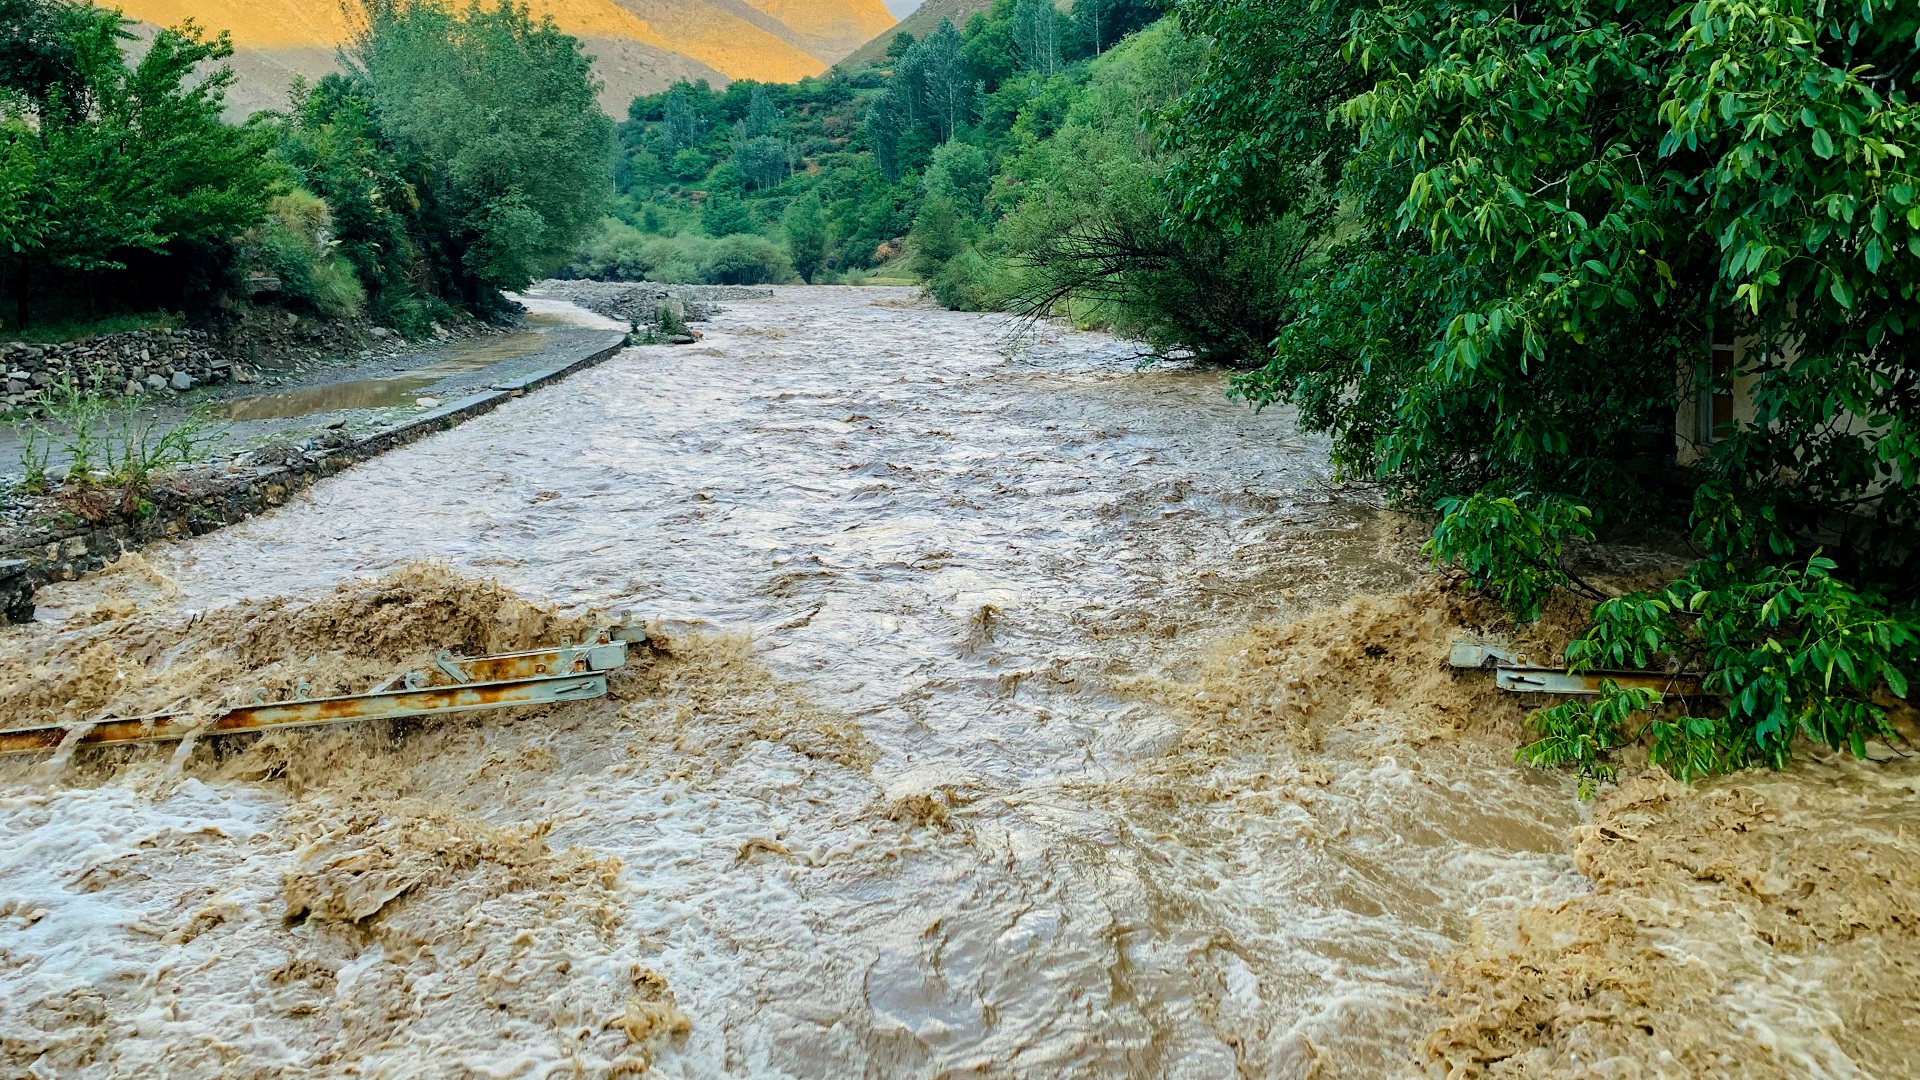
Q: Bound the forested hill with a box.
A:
[578,0,1171,290]
[115,0,897,115]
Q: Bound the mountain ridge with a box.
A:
[837,0,986,70]
[119,0,895,116]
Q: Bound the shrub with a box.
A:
[247,190,366,319]
[698,234,792,285]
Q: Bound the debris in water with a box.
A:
[0,626,648,757]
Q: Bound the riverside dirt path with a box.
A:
[0,287,1603,1077]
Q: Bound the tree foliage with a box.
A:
[0,2,281,328]
[349,0,612,302]
[1162,0,1919,782]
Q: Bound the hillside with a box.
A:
[837,0,987,70]
[121,0,896,116]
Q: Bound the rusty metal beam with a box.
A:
[0,625,649,758]
[427,638,632,685]
[0,673,609,757]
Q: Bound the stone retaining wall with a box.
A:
[1,329,243,411]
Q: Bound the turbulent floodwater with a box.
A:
[3,288,1910,1078]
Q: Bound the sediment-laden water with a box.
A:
[2,288,1910,1078]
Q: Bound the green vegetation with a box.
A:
[0,0,280,330]
[593,0,1917,787]
[584,0,1167,287]
[1165,0,1920,784]
[12,369,211,515]
[1,0,610,337]
[347,0,612,311]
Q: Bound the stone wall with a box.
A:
[1,329,244,411]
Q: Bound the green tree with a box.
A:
[783,192,828,282]
[916,19,973,143]
[909,192,963,281]
[663,82,701,152]
[349,0,613,304]
[732,87,790,192]
[1175,0,1920,781]
[701,193,755,237]
[923,140,991,218]
[1,2,280,327]
[1013,0,1062,75]
[274,73,431,330]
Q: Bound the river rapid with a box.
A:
[4,288,1906,1078]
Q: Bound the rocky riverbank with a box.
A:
[1,329,241,410]
[527,279,774,327]
[2,308,506,417]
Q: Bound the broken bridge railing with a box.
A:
[1448,640,1712,699]
[0,623,648,758]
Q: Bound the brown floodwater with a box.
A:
[4,288,1608,1077]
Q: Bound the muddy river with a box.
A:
[3,288,1911,1078]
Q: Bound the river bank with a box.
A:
[0,298,630,614]
[0,287,1912,1077]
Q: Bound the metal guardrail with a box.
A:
[0,624,647,758]
[1492,667,1708,698]
[1449,639,1716,698]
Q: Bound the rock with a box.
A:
[369,326,393,339]
[123,380,139,396]
[145,374,167,391]
[325,418,349,430]
[666,334,698,345]
[170,371,193,391]
[415,397,441,408]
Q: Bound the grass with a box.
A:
[10,370,215,521]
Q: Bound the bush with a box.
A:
[246,190,366,319]
[698,234,792,285]
[930,245,1000,311]
[564,224,795,285]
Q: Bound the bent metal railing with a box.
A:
[0,625,647,758]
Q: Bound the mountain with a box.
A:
[837,0,986,70]
[119,0,896,116]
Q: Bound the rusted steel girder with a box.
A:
[0,625,646,758]
[0,673,608,756]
